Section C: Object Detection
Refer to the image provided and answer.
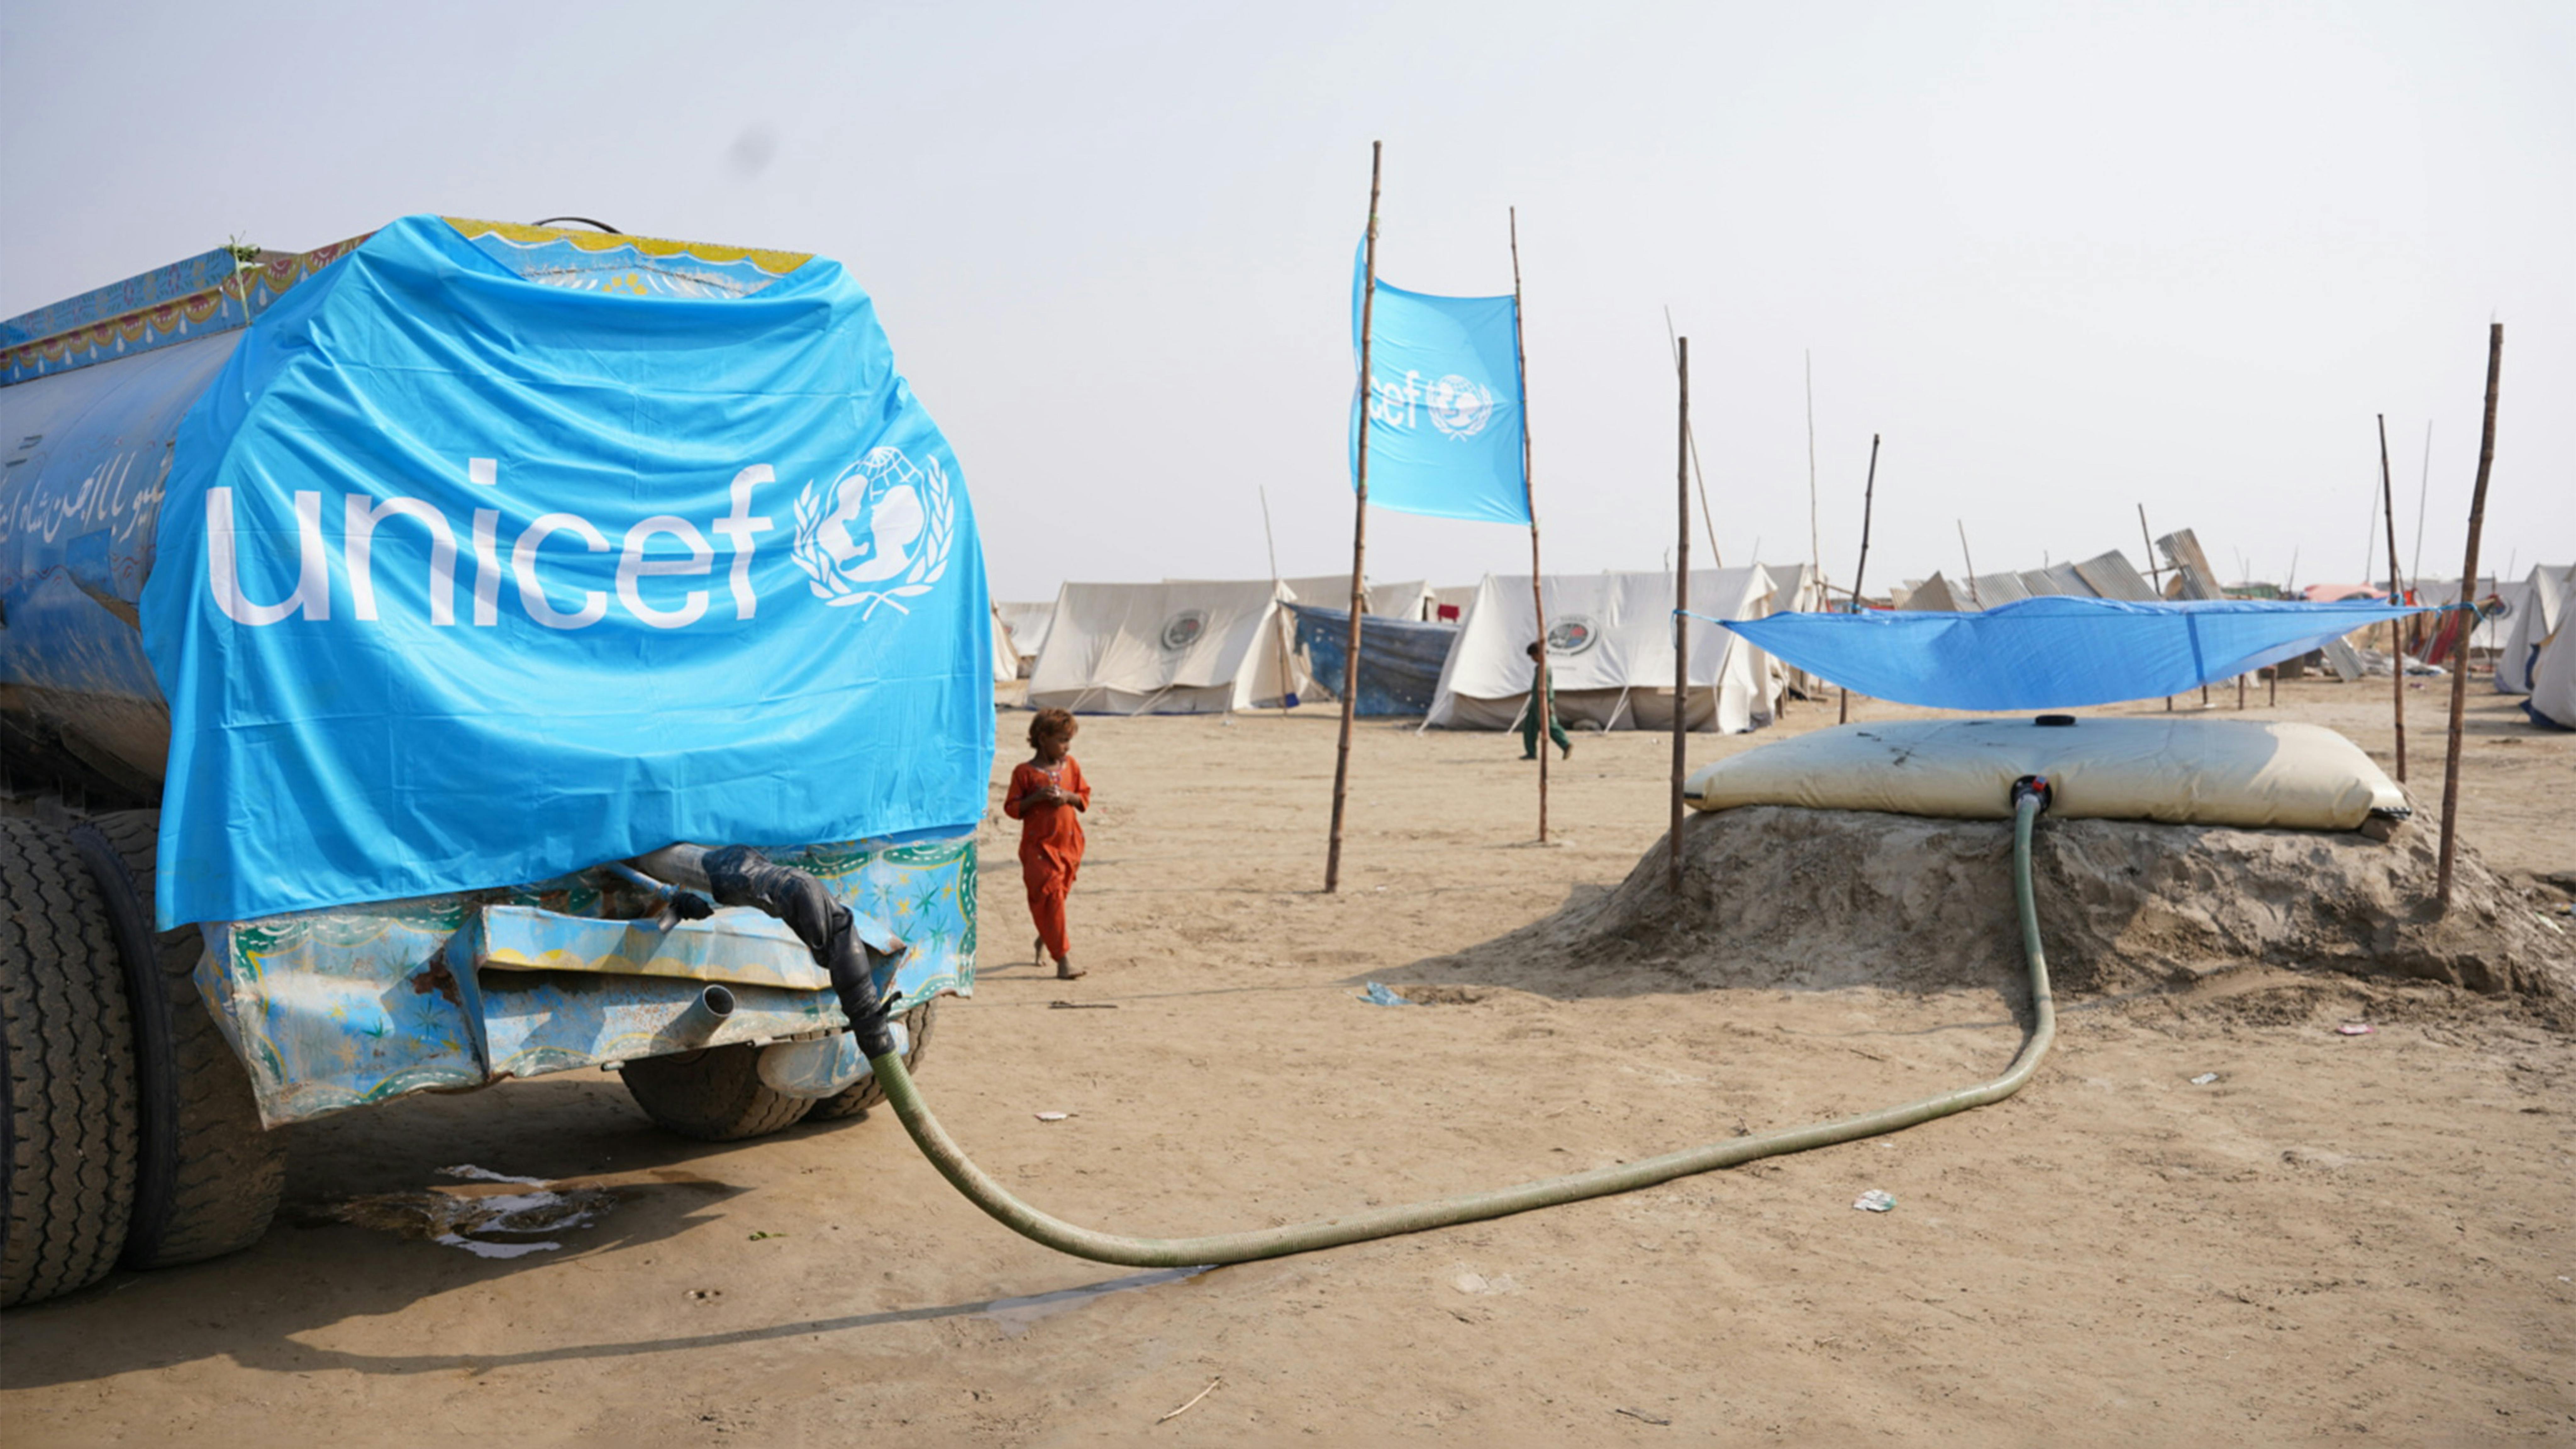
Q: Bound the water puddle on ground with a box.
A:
[326,1164,619,1258]
[979,1266,1211,1337]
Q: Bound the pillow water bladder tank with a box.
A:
[1684,716,2409,831]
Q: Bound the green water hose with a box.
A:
[865,784,2059,1268]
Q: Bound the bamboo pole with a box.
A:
[1671,336,1690,894]
[1840,434,1880,724]
[1258,486,1295,718]
[1324,142,1382,895]
[2436,324,2503,914]
[1663,308,1723,569]
[1512,208,1549,844]
[2140,504,2173,710]
[1957,521,1982,608]
[2377,414,2406,781]
[1805,351,1821,604]
[2409,421,2432,654]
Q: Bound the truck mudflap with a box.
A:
[186,832,974,1127]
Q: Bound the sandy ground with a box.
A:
[5,677,2572,1446]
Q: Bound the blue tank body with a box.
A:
[1,238,366,799]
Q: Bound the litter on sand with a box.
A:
[2336,1022,2375,1036]
[1035,1111,1075,1122]
[1156,1377,1222,1425]
[1615,1407,1673,1425]
[1853,1189,1897,1213]
[1049,1000,1119,1010]
[2190,1072,2221,1085]
[1357,981,1417,1006]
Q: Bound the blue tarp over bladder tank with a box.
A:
[140,216,992,926]
[1289,603,1459,716]
[1718,596,2432,712]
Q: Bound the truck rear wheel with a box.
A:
[805,999,939,1120]
[69,811,286,1269]
[619,1044,814,1141]
[2,815,140,1308]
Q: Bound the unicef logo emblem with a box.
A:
[1159,610,1208,652]
[791,447,956,618]
[1426,375,1496,440]
[1545,615,1599,656]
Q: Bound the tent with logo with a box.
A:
[1425,567,1780,734]
[1027,579,1313,714]
[2494,564,2570,695]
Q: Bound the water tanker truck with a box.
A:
[1,218,989,1307]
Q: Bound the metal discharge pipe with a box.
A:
[864,781,2062,1268]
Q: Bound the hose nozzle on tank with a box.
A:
[2010,774,2053,815]
[681,844,902,1058]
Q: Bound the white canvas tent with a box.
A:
[1028,580,1313,714]
[1429,585,1480,622]
[1757,563,1829,698]
[1426,567,1780,734]
[2526,576,2576,729]
[989,604,1019,683]
[2494,564,2570,694]
[1268,576,1433,619]
[996,601,1055,671]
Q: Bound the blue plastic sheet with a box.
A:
[142,217,991,926]
[1716,596,2432,712]
[1289,603,1459,717]
[1349,246,1529,525]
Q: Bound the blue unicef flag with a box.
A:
[1349,246,1530,525]
[141,216,993,926]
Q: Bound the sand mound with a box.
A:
[1425,807,2574,1002]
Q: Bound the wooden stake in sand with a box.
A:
[1671,336,1690,894]
[1840,433,1880,724]
[2436,324,2503,914]
[1513,208,1550,845]
[1324,142,1382,896]
[2377,414,2407,782]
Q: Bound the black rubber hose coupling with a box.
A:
[2010,774,2054,815]
[701,845,900,1058]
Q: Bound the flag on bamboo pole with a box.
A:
[1350,245,1529,525]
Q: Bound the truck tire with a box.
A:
[619,1044,814,1141]
[69,811,285,1270]
[805,999,939,1120]
[2,815,140,1308]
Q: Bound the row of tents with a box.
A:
[987,549,2576,734]
[994,567,1813,734]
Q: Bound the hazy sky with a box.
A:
[6,2,2568,603]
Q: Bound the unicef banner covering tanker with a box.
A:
[141,216,993,927]
[1349,246,1530,526]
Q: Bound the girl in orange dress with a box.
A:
[1003,708,1091,980]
